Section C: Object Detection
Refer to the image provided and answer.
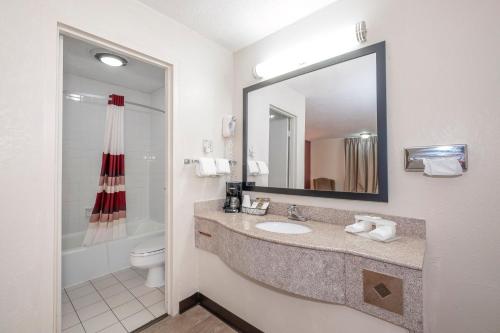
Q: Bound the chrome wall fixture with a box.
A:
[356,21,367,43]
[184,159,237,166]
[404,144,468,171]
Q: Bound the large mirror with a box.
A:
[243,42,387,201]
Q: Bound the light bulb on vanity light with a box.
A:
[360,132,371,139]
[253,21,368,80]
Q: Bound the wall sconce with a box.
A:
[253,21,368,80]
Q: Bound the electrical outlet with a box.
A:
[203,139,213,153]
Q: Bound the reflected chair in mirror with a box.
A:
[313,178,335,191]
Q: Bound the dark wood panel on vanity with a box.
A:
[179,293,263,333]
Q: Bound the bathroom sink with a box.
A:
[255,221,312,234]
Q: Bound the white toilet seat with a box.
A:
[129,236,165,287]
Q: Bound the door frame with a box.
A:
[55,23,174,332]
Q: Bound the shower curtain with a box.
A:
[83,94,127,246]
[344,136,378,193]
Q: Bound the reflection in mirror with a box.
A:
[247,53,378,194]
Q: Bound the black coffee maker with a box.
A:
[223,181,242,213]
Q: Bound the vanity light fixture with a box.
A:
[253,21,368,80]
[360,132,371,139]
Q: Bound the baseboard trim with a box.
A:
[179,292,263,333]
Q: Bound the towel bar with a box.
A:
[184,158,237,166]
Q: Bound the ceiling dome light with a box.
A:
[94,53,128,67]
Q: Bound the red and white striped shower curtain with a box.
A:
[83,94,127,246]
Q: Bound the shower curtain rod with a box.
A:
[63,90,165,114]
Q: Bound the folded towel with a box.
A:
[196,158,217,177]
[248,161,260,175]
[256,161,269,175]
[345,221,373,233]
[215,158,231,175]
[368,225,396,241]
[422,157,463,176]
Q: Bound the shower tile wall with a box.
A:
[62,73,164,235]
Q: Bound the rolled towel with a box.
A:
[196,158,217,177]
[215,158,231,175]
[248,161,260,175]
[345,221,373,233]
[256,161,269,175]
[422,157,463,176]
[368,225,396,242]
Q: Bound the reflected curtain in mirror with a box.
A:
[344,137,378,193]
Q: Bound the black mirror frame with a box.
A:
[242,41,388,202]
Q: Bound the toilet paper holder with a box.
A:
[404,144,468,171]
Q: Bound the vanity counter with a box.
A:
[195,210,425,270]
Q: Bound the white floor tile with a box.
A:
[138,289,164,307]
[113,268,139,282]
[112,299,145,320]
[82,311,118,333]
[62,292,70,304]
[130,284,156,298]
[62,311,80,330]
[147,300,166,318]
[93,275,119,291]
[100,283,127,298]
[121,309,154,332]
[99,323,127,333]
[104,290,135,308]
[62,301,75,315]
[157,286,165,294]
[65,281,91,292]
[76,299,109,322]
[72,291,102,310]
[67,284,96,300]
[132,268,148,278]
[121,276,145,289]
[62,323,85,333]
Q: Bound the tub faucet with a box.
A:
[287,205,308,222]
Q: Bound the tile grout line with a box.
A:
[111,271,158,326]
[63,288,88,333]
[90,278,129,333]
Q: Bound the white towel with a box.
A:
[368,225,396,242]
[256,161,269,175]
[215,158,231,175]
[345,221,373,233]
[248,161,260,175]
[196,158,217,177]
[422,157,463,176]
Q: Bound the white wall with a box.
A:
[247,84,305,187]
[310,137,345,191]
[204,0,500,332]
[0,0,232,331]
[62,73,162,235]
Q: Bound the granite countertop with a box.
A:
[195,210,425,270]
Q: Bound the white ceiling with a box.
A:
[282,53,377,141]
[63,36,165,93]
[138,0,339,51]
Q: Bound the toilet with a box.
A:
[130,236,165,287]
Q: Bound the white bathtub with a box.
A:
[62,220,164,288]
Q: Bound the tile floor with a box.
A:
[62,267,166,333]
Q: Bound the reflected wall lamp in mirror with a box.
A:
[253,21,368,80]
[243,41,387,202]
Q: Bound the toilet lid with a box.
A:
[131,236,165,255]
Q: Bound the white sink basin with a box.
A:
[255,221,312,234]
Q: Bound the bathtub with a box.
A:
[62,220,164,288]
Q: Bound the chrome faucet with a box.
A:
[287,204,308,222]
